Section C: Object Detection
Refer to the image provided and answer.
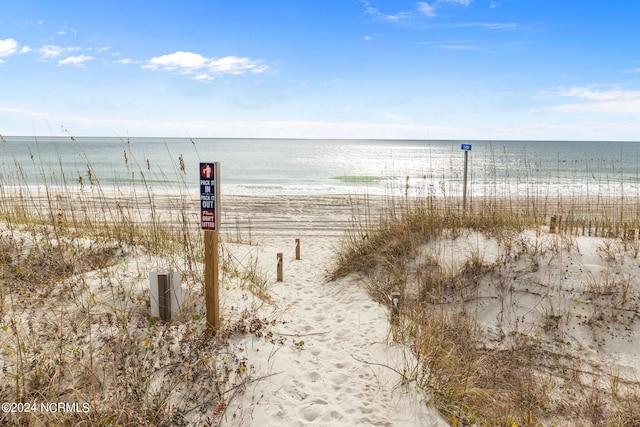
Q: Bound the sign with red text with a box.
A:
[200,162,219,231]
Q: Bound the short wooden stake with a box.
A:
[549,216,557,233]
[158,273,171,322]
[626,228,636,242]
[391,290,401,320]
[277,253,283,282]
[295,239,301,260]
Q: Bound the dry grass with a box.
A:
[332,195,640,426]
[0,135,271,426]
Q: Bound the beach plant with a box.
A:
[332,186,640,426]
[0,133,274,426]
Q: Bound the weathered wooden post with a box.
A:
[391,290,401,321]
[277,253,283,282]
[625,228,636,242]
[149,271,182,322]
[295,238,301,260]
[201,162,221,332]
[549,215,557,233]
[558,215,563,233]
[158,273,171,322]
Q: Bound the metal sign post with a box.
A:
[200,162,220,331]
[461,144,472,211]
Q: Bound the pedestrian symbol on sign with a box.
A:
[201,163,213,179]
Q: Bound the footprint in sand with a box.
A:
[328,372,349,387]
[312,314,326,322]
[308,371,321,382]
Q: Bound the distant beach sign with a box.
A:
[461,143,472,151]
[200,162,219,231]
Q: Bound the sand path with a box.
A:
[218,235,447,426]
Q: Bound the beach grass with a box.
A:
[332,187,640,426]
[0,134,274,426]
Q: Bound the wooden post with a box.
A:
[462,149,469,211]
[549,215,557,233]
[158,273,171,322]
[201,161,221,332]
[626,228,636,242]
[205,230,220,330]
[295,238,301,260]
[277,253,283,282]
[391,290,401,320]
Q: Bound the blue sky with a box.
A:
[1,0,639,140]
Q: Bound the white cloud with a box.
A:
[365,0,472,22]
[2,104,638,140]
[58,55,93,67]
[38,45,64,59]
[452,22,519,31]
[540,86,640,115]
[440,42,481,50]
[0,38,19,57]
[381,110,411,121]
[144,51,267,80]
[439,0,472,5]
[416,2,436,17]
[147,51,208,71]
[362,1,412,21]
[208,56,266,75]
[37,45,82,60]
[364,35,373,41]
[323,78,342,85]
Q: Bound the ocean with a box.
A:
[1,136,640,198]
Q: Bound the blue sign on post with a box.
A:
[461,143,472,151]
[200,162,218,231]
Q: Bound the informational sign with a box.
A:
[461,143,472,151]
[200,161,221,331]
[200,162,219,231]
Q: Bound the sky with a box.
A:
[1,0,639,140]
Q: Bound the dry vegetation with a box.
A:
[0,135,272,426]
[332,196,640,427]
